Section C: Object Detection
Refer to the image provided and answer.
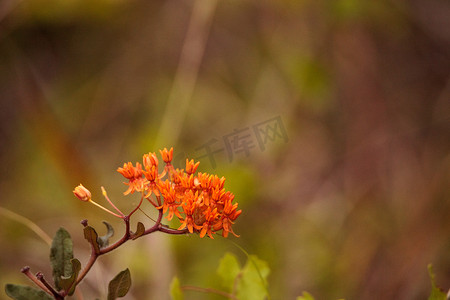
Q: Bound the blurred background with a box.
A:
[0,0,449,299]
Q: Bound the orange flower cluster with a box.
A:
[117,148,241,238]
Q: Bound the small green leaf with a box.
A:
[107,268,131,300]
[132,222,145,240]
[97,221,115,248]
[170,277,184,300]
[50,227,74,290]
[59,258,81,296]
[297,291,315,300]
[5,284,54,300]
[217,252,241,291]
[237,255,270,300]
[428,264,447,300]
[83,225,100,254]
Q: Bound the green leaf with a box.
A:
[169,277,184,300]
[428,264,447,300]
[107,268,131,300]
[59,258,81,296]
[237,255,270,300]
[132,222,145,240]
[97,221,115,248]
[5,284,54,300]
[297,291,315,300]
[216,252,241,291]
[83,225,100,254]
[49,227,74,290]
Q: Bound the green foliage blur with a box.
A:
[172,252,270,300]
[1,0,449,299]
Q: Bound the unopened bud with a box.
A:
[73,184,91,202]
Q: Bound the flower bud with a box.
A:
[73,184,91,202]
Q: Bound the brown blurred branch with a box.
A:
[154,0,218,147]
[0,206,52,246]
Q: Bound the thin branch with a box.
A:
[138,207,158,223]
[99,216,131,254]
[36,272,63,300]
[0,206,52,246]
[21,267,53,296]
[75,209,189,292]
[101,186,125,217]
[127,192,144,218]
[153,0,218,147]
[88,199,124,218]
[158,226,189,235]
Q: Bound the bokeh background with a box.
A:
[1,0,449,299]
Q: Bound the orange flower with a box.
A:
[219,196,241,237]
[144,165,158,181]
[178,191,202,233]
[210,175,226,190]
[198,207,220,239]
[117,162,146,195]
[143,164,161,198]
[145,181,161,199]
[185,159,200,175]
[159,180,182,220]
[160,147,173,164]
[194,172,212,190]
[143,152,158,169]
[117,162,142,179]
[73,184,91,202]
[171,168,185,186]
[211,187,226,203]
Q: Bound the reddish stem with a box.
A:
[21,267,53,296]
[36,272,64,300]
[127,193,144,218]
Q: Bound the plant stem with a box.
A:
[99,216,131,254]
[101,186,125,217]
[22,206,190,300]
[21,267,53,296]
[0,207,52,246]
[75,209,188,290]
[127,193,144,218]
[88,200,124,218]
[36,272,63,300]
[159,226,189,235]
[74,243,98,287]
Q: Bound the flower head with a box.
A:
[115,147,241,238]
